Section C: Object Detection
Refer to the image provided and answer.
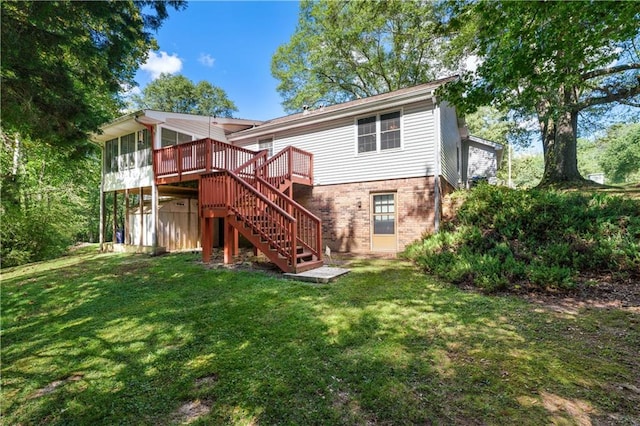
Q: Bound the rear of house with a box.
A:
[92,78,502,269]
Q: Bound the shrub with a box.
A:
[404,184,640,292]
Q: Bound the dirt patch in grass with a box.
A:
[510,274,640,314]
[170,399,213,425]
[29,374,84,399]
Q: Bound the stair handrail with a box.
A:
[201,170,298,264]
[233,149,268,180]
[257,146,314,186]
[254,176,322,261]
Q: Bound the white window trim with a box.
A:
[159,125,194,148]
[257,135,275,157]
[354,108,404,156]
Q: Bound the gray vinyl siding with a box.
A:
[233,99,438,185]
[439,102,461,188]
[467,142,498,179]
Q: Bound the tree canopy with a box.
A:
[600,123,640,183]
[439,1,640,185]
[1,0,185,149]
[271,0,452,113]
[132,74,238,117]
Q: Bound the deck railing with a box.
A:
[154,138,259,182]
[258,146,314,187]
[254,177,322,260]
[200,171,298,263]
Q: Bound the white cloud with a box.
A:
[198,53,215,67]
[140,51,183,79]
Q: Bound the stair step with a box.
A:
[294,259,324,273]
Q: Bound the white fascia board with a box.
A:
[228,88,437,141]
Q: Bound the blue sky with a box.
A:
[134,1,301,121]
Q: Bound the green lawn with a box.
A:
[2,247,638,425]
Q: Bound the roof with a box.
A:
[92,110,263,143]
[228,75,459,140]
[464,135,504,151]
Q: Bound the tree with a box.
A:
[272,0,452,113]
[440,1,640,186]
[133,74,238,117]
[1,0,186,149]
[600,123,640,183]
[1,132,102,266]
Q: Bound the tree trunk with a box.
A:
[537,88,586,186]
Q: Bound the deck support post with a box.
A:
[112,190,118,244]
[99,185,105,251]
[202,217,213,263]
[139,187,144,248]
[124,189,130,245]
[223,218,238,264]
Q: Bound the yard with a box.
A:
[2,246,639,425]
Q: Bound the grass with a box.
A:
[2,246,639,425]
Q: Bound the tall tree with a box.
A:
[440,1,640,186]
[272,0,452,113]
[600,123,640,183]
[1,0,186,149]
[133,74,238,117]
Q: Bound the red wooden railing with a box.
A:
[254,177,322,260]
[154,139,322,272]
[154,138,259,182]
[258,146,314,187]
[200,171,298,267]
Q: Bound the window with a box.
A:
[137,129,152,167]
[372,194,395,234]
[104,138,118,173]
[258,137,274,157]
[380,112,401,150]
[356,111,401,154]
[121,133,136,169]
[161,128,192,147]
[357,116,377,153]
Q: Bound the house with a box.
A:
[92,77,502,272]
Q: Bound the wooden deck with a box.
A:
[152,138,321,273]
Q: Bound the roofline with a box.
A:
[465,135,504,150]
[228,76,458,140]
[97,110,263,131]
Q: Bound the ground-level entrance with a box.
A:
[371,192,397,251]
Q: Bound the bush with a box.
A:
[404,184,640,292]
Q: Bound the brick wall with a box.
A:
[294,177,436,254]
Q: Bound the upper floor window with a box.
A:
[121,133,136,170]
[103,129,152,173]
[104,138,118,173]
[258,137,274,157]
[356,111,402,154]
[161,128,192,147]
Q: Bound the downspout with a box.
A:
[432,95,441,233]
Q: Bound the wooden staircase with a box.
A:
[155,138,322,273]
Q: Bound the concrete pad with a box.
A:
[283,266,350,283]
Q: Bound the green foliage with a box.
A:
[272,0,452,112]
[600,123,640,184]
[439,0,640,183]
[133,73,238,117]
[1,134,100,267]
[0,0,185,148]
[441,1,639,119]
[404,184,640,291]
